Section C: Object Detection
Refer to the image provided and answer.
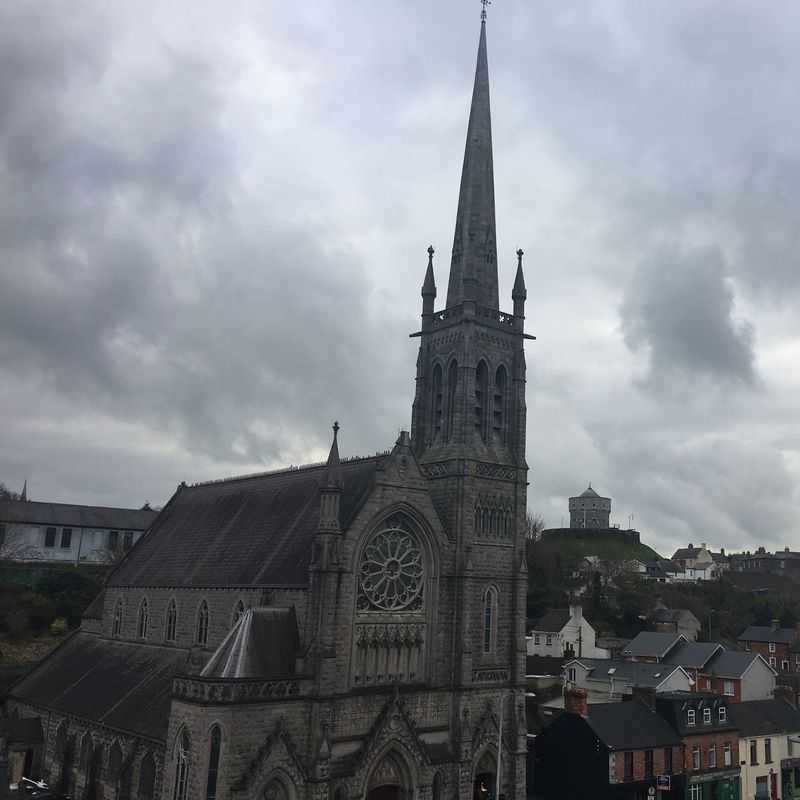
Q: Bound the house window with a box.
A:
[567,667,576,683]
[483,587,498,654]
[137,598,149,639]
[196,600,209,646]
[750,739,758,765]
[534,635,540,645]
[644,749,653,778]
[205,725,221,800]
[703,708,711,724]
[723,742,732,766]
[719,706,727,723]
[770,656,777,668]
[623,751,633,780]
[783,660,790,672]
[165,598,177,642]
[690,786,702,800]
[546,634,553,646]
[723,680,735,696]
[664,746,673,774]
[61,528,72,548]
[123,531,134,550]
[692,745,700,770]
[687,709,696,726]
[708,745,716,769]
[765,738,772,764]
[769,642,776,653]
[45,527,56,548]
[108,530,119,549]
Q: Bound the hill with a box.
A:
[535,529,662,563]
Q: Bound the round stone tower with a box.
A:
[568,485,611,529]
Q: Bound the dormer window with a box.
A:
[687,709,696,726]
[703,708,711,724]
[719,706,727,723]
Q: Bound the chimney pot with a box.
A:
[772,619,780,632]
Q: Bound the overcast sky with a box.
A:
[2,0,799,557]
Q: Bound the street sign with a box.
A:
[657,775,671,790]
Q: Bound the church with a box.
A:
[6,10,533,800]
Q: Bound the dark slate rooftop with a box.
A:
[622,632,685,659]
[201,607,298,678]
[0,499,156,531]
[568,658,689,689]
[706,650,771,679]
[108,456,381,588]
[730,699,800,737]
[9,632,187,741]
[664,641,723,669]
[738,625,797,644]
[529,609,571,633]
[585,701,681,750]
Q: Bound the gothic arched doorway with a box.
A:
[366,751,412,800]
[473,750,496,800]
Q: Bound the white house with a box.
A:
[527,603,609,659]
[731,698,800,800]
[0,498,157,565]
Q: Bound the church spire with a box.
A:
[446,13,498,310]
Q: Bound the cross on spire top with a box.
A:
[481,0,491,22]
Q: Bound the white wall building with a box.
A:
[527,603,609,659]
[0,499,157,565]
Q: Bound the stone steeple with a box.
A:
[446,16,498,310]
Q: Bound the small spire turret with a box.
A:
[513,248,527,318]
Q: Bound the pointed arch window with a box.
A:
[196,600,209,646]
[475,360,489,441]
[231,600,245,628]
[483,586,499,655]
[431,363,443,439]
[446,360,458,441]
[173,730,190,800]
[138,752,156,800]
[205,725,222,800]
[113,598,123,638]
[137,598,149,639]
[165,598,177,642]
[493,365,508,442]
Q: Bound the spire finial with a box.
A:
[481,0,491,22]
[427,245,434,265]
[333,420,339,439]
[517,248,524,268]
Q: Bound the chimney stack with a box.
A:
[771,618,780,632]
[565,687,588,717]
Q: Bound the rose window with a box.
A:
[358,525,424,611]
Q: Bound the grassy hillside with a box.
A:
[535,530,662,563]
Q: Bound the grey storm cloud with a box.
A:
[0,0,799,555]
[620,246,756,386]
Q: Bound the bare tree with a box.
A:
[0,482,21,501]
[525,511,546,542]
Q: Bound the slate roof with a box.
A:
[578,486,600,498]
[568,658,689,689]
[9,632,187,741]
[82,590,105,620]
[655,691,738,736]
[0,499,156,531]
[622,632,685,659]
[729,699,800,737]
[584,701,681,750]
[664,641,722,669]
[201,607,298,679]
[529,609,571,633]
[108,456,381,588]
[706,650,772,679]
[738,625,797,644]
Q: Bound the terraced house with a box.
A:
[5,10,534,800]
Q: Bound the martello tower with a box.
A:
[410,11,532,689]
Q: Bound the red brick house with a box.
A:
[738,623,799,673]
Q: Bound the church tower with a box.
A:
[411,9,533,795]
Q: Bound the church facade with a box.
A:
[6,13,533,800]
